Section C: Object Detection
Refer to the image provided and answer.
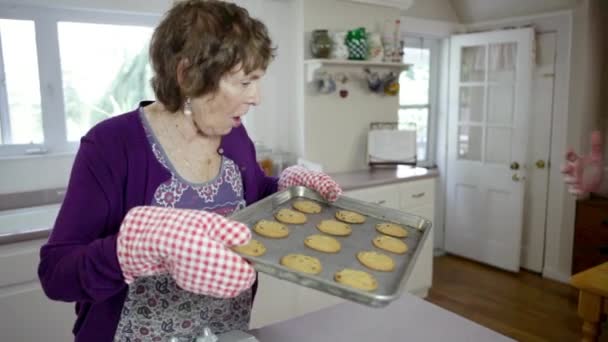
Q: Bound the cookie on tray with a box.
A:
[280,253,323,275]
[253,220,290,238]
[357,251,395,272]
[232,239,267,257]
[274,208,307,224]
[304,234,342,253]
[316,219,352,236]
[375,222,408,238]
[372,235,408,254]
[335,210,366,224]
[335,268,378,291]
[292,199,322,214]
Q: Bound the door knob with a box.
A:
[510,162,520,170]
[536,160,546,169]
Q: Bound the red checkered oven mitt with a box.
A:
[278,165,343,202]
[116,206,255,298]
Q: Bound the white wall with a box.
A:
[553,0,605,280]
[401,0,460,23]
[233,0,298,155]
[300,0,460,172]
[0,0,172,13]
[450,0,576,24]
[301,0,401,172]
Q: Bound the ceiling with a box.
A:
[449,0,579,23]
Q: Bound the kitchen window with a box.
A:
[0,5,158,156]
[398,36,440,166]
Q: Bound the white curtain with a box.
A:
[462,42,518,73]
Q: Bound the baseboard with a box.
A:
[542,267,571,284]
[433,248,446,257]
[409,287,430,298]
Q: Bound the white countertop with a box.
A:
[0,204,60,244]
[250,292,512,342]
[329,166,438,191]
[0,167,438,245]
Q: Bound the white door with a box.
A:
[521,32,557,272]
[445,28,534,272]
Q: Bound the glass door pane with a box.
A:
[485,127,512,164]
[459,86,484,123]
[458,125,482,161]
[487,85,514,125]
[489,43,517,83]
[456,42,518,164]
[460,46,485,82]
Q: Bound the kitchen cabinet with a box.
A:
[572,196,608,274]
[0,238,73,341]
[250,178,436,328]
[344,178,434,297]
[249,273,301,329]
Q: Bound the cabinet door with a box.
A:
[399,181,435,296]
[0,239,74,341]
[403,207,434,296]
[344,184,399,209]
[0,283,74,341]
[294,286,344,318]
[407,205,434,223]
[400,178,435,210]
[249,274,300,329]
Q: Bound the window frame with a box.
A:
[399,35,440,167]
[0,4,159,157]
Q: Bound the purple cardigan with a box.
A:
[37,105,278,342]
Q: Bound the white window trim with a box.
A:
[400,35,440,167]
[0,4,160,157]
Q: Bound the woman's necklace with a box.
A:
[158,113,219,182]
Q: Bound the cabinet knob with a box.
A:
[411,192,425,198]
[536,160,546,169]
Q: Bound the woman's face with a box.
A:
[190,66,264,137]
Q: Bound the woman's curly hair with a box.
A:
[149,0,275,112]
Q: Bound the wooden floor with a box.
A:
[425,255,589,342]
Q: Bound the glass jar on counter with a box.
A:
[270,151,296,176]
[254,142,274,176]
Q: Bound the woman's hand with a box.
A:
[116,206,255,298]
[278,165,343,202]
[561,131,603,198]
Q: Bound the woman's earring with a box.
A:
[183,97,192,116]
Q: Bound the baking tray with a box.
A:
[229,186,432,308]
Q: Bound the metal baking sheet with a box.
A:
[229,186,432,308]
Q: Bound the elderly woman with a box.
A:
[37,1,342,341]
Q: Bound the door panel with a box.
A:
[521,32,557,272]
[446,28,534,272]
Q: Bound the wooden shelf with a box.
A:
[304,59,411,82]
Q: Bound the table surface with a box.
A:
[250,292,513,342]
[571,262,608,297]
